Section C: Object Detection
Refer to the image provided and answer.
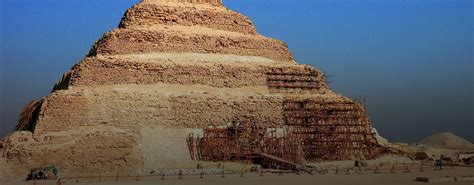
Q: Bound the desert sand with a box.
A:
[21,166,474,185]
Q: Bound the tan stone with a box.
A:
[2,0,382,177]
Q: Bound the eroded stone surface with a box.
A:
[2,0,381,177]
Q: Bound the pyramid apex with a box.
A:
[141,0,223,5]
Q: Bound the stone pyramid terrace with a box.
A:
[3,0,386,176]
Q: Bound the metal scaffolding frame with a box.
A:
[186,67,387,169]
[266,66,321,94]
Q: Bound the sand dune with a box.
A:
[420,132,474,149]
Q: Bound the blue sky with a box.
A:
[0,0,473,142]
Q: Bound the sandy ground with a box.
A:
[22,166,474,185]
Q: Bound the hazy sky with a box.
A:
[0,0,473,142]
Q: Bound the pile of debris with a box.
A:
[26,165,59,181]
[462,156,474,165]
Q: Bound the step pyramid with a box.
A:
[3,0,384,176]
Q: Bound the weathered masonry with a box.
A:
[4,0,387,176]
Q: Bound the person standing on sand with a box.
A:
[355,160,364,174]
[435,159,443,170]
